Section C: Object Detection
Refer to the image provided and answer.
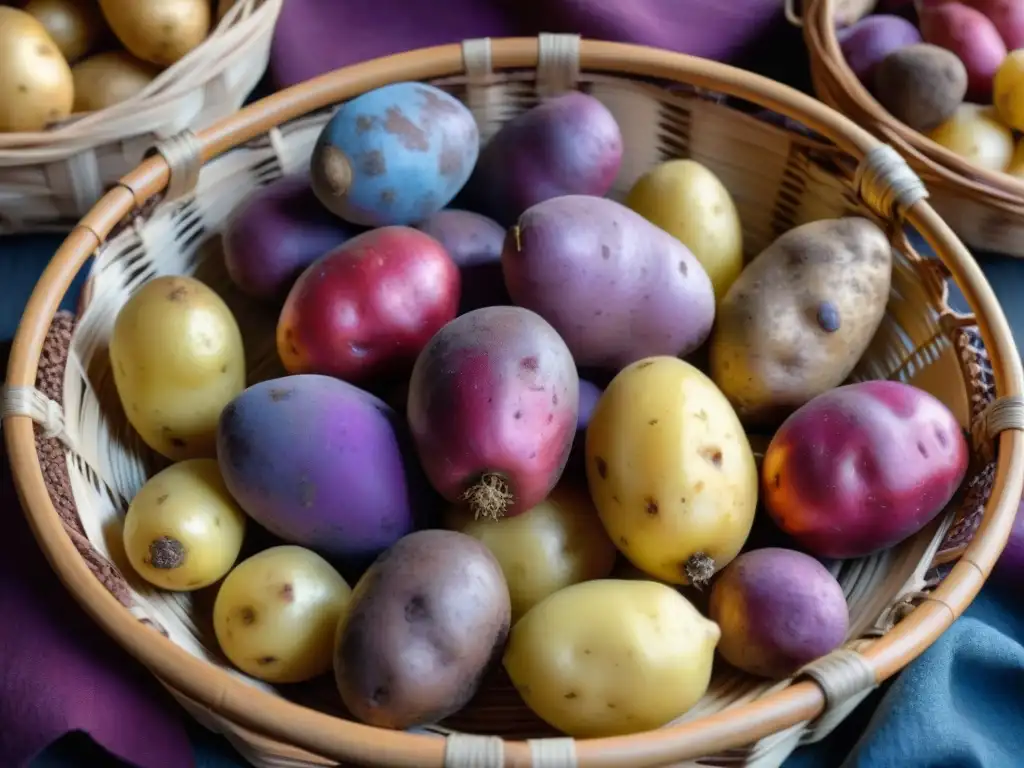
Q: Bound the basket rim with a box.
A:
[5,36,1024,767]
[803,0,1024,214]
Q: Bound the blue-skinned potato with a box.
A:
[310,82,479,227]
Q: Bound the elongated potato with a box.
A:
[709,217,891,427]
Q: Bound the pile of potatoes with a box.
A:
[0,0,231,132]
[109,81,972,738]
[837,0,1024,174]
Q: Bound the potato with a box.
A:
[310,82,479,227]
[24,0,106,64]
[963,0,1024,49]
[873,44,967,132]
[122,459,246,591]
[217,375,435,574]
[763,381,969,559]
[213,546,352,683]
[586,357,758,586]
[461,92,623,226]
[836,14,922,85]
[625,160,744,302]
[98,0,209,66]
[407,306,579,520]
[334,530,511,729]
[919,1,1006,99]
[503,579,719,737]
[928,104,1015,172]
[502,195,715,370]
[110,275,245,461]
[444,482,617,620]
[709,548,848,679]
[1006,139,1024,177]
[994,50,1024,133]
[0,7,74,132]
[709,217,891,427]
[72,50,160,112]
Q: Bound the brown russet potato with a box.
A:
[873,44,968,132]
[708,217,892,428]
[333,530,511,730]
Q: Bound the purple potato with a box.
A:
[461,92,623,226]
[414,209,510,313]
[216,375,434,573]
[708,548,849,679]
[837,14,923,85]
[223,175,360,300]
[503,195,715,370]
[992,498,1024,586]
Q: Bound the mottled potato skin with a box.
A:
[709,217,892,427]
[873,44,968,132]
[334,530,511,729]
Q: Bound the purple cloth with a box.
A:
[269,0,790,88]
[0,346,194,768]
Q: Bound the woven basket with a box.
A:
[0,0,281,235]
[802,0,1024,258]
[5,34,1024,768]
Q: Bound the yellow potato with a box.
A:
[444,482,617,620]
[994,50,1024,133]
[214,546,352,683]
[0,7,74,132]
[98,0,210,66]
[504,579,720,737]
[109,275,245,461]
[24,0,107,64]
[928,104,1014,172]
[625,159,743,301]
[72,50,160,112]
[586,356,758,586]
[122,459,246,591]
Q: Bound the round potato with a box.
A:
[25,0,107,64]
[72,50,160,112]
[334,530,511,730]
[0,7,74,132]
[928,104,1014,172]
[586,357,758,586]
[98,0,210,66]
[214,546,352,684]
[625,159,744,302]
[709,217,892,427]
[504,579,720,738]
[122,459,246,591]
[444,482,617,620]
[109,275,245,461]
[873,44,967,133]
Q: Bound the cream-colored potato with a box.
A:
[214,546,352,683]
[72,50,160,112]
[504,579,720,738]
[98,0,210,66]
[625,159,744,301]
[0,7,74,132]
[586,356,758,586]
[928,104,1014,172]
[122,459,246,591]
[109,275,245,461]
[444,482,617,620]
[994,51,1024,133]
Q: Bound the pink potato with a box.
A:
[919,2,1007,99]
[709,548,849,679]
[837,15,923,85]
[762,380,969,560]
[962,0,1024,49]
[406,306,579,520]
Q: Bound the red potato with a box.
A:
[962,0,1024,49]
[277,226,460,384]
[762,380,969,560]
[407,306,579,520]
[919,2,1007,99]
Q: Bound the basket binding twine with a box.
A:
[4,34,1024,768]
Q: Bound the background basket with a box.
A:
[4,34,1024,768]
[802,0,1024,258]
[0,0,282,235]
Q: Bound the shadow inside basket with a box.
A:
[40,71,999,755]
